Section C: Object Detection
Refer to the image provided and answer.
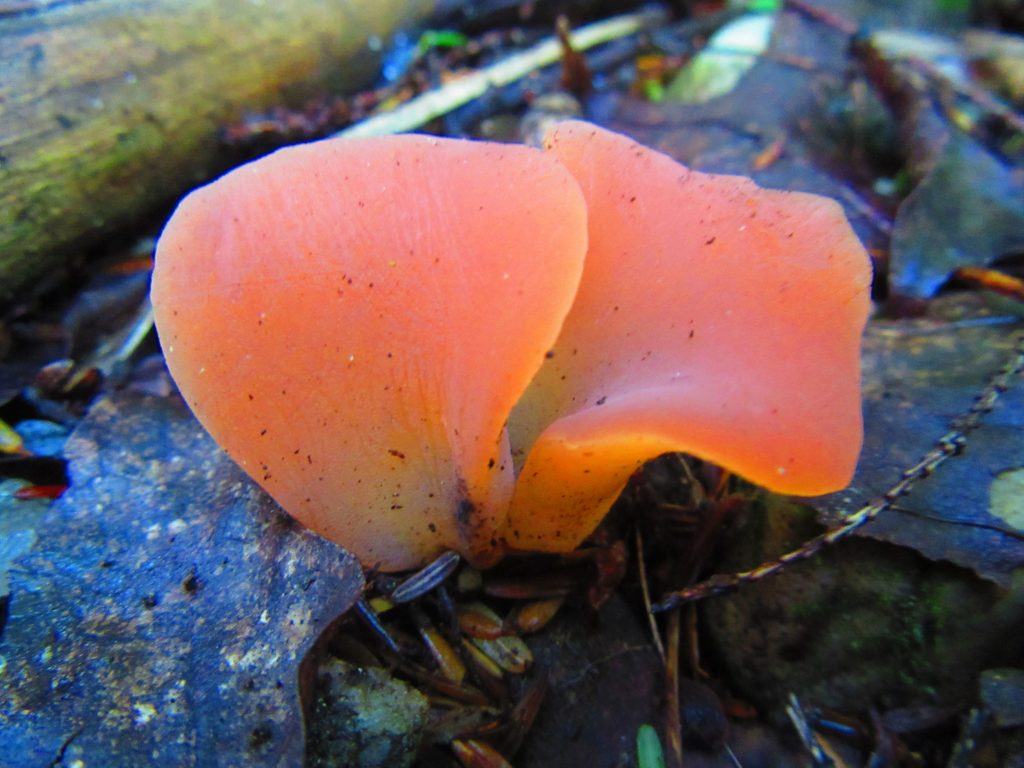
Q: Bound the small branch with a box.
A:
[664,608,684,768]
[785,695,836,767]
[635,527,666,665]
[335,8,667,139]
[49,728,83,768]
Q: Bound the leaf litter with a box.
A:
[2,1,1024,766]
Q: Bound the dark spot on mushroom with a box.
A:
[456,497,475,528]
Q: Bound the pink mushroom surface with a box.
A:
[504,121,872,552]
[151,135,587,570]
[151,122,871,570]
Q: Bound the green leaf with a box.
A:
[416,29,469,55]
[636,724,666,768]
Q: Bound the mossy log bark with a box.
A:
[0,0,439,309]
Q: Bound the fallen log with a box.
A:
[0,0,440,309]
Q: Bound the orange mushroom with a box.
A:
[151,135,587,570]
[504,121,872,552]
[152,122,871,572]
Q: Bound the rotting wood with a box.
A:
[0,0,438,310]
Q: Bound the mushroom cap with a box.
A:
[151,135,587,571]
[505,121,872,553]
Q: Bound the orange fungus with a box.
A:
[151,135,587,570]
[151,122,871,570]
[504,121,872,553]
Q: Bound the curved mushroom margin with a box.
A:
[506,121,872,553]
[152,135,588,570]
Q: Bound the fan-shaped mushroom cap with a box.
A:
[151,135,587,570]
[505,122,871,553]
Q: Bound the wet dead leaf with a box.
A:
[0,390,363,767]
[816,298,1024,586]
[859,35,1024,298]
[888,131,1024,299]
[592,7,891,259]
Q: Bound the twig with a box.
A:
[99,299,154,375]
[71,295,155,390]
[654,332,1024,611]
[905,54,1024,138]
[664,608,684,768]
[783,0,858,37]
[956,266,1024,302]
[786,694,837,768]
[335,8,667,139]
[635,527,667,665]
[947,708,988,768]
